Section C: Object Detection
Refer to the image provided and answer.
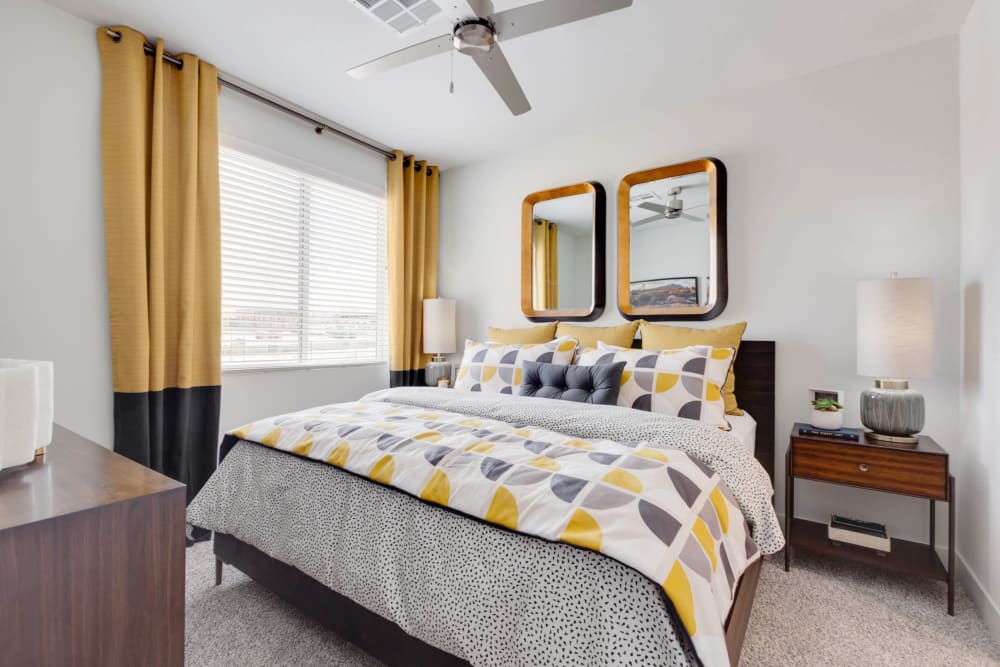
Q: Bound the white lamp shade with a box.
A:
[0,359,54,471]
[423,298,456,355]
[856,277,933,379]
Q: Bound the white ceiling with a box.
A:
[533,192,593,234]
[46,0,972,169]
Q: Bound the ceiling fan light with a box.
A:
[454,18,496,55]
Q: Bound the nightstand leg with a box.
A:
[948,475,955,616]
[785,450,793,572]
[929,499,935,547]
[215,558,223,586]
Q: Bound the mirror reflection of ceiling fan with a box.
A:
[347,0,634,116]
[632,187,707,227]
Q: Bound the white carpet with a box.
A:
[185,542,1000,666]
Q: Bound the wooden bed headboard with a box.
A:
[630,338,776,484]
[732,341,775,484]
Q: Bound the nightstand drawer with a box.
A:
[791,439,947,499]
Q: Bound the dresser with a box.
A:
[0,425,186,665]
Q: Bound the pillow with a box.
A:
[454,337,578,394]
[519,360,626,405]
[576,342,734,428]
[639,321,747,415]
[487,323,558,344]
[555,321,640,349]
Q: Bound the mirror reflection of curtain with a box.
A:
[532,219,559,309]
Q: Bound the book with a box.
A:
[798,425,862,442]
[828,514,891,552]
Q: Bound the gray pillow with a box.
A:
[519,360,626,405]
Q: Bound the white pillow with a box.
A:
[576,342,734,427]
[453,337,578,395]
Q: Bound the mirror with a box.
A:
[617,158,727,320]
[521,182,605,321]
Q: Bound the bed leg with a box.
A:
[215,557,223,586]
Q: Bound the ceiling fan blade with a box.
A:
[347,33,452,80]
[455,0,494,18]
[473,44,531,115]
[492,0,633,41]
[638,202,666,214]
[681,213,704,222]
[632,214,663,227]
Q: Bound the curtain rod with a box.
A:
[103,28,396,161]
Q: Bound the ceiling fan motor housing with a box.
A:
[453,17,496,55]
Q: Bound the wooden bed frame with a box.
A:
[213,340,775,667]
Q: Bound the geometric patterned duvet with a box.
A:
[188,388,783,667]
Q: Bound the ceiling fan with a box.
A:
[632,187,707,227]
[347,0,634,116]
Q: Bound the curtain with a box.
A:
[387,150,440,387]
[97,26,221,510]
[532,218,559,309]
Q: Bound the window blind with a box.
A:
[220,146,387,370]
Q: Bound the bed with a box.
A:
[188,340,778,667]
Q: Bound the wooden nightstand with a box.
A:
[784,423,955,615]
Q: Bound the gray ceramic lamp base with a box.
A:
[860,380,925,444]
[425,358,452,387]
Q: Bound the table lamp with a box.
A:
[423,298,456,386]
[856,274,933,443]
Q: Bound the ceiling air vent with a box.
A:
[352,0,443,35]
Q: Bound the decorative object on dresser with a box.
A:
[521,181,606,322]
[0,359,53,471]
[785,423,955,615]
[423,298,457,386]
[0,425,186,665]
[618,158,727,321]
[856,274,934,443]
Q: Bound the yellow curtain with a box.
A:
[97,26,221,503]
[387,150,440,386]
[532,218,559,309]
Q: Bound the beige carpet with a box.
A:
[185,542,1000,666]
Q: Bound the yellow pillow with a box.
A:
[639,321,747,415]
[555,321,639,349]
[487,323,557,344]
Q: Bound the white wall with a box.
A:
[0,0,389,448]
[959,0,1000,636]
[0,0,112,446]
[440,38,961,546]
[631,222,710,305]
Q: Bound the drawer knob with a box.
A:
[858,463,870,472]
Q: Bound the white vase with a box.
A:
[0,359,54,471]
[810,408,843,430]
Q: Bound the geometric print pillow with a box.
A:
[576,342,734,428]
[453,337,578,395]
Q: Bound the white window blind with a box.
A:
[220,146,387,370]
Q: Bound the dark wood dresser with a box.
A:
[0,425,186,665]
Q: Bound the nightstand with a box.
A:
[784,423,955,615]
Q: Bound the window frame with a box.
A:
[219,136,388,373]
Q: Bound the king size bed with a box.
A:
[187,340,779,667]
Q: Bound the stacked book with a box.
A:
[828,514,891,553]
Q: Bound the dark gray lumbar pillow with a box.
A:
[519,360,626,405]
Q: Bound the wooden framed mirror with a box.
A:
[521,181,606,322]
[617,158,727,320]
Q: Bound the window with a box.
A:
[220,145,387,370]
